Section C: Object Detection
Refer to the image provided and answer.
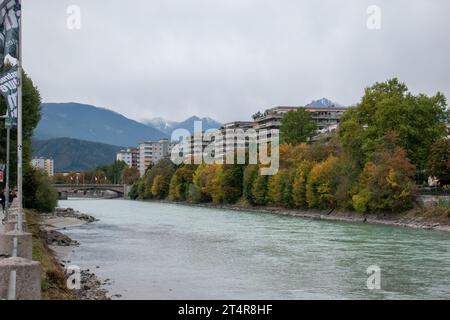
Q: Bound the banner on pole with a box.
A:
[0,65,18,128]
[0,163,5,182]
[0,0,21,69]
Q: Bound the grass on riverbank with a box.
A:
[26,210,76,300]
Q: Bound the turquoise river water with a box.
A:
[59,199,450,300]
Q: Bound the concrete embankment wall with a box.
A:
[0,202,41,300]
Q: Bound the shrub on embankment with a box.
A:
[26,211,76,300]
[24,168,58,212]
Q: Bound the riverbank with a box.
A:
[144,199,450,233]
[32,208,110,300]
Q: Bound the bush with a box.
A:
[24,168,58,212]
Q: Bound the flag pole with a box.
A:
[16,2,23,231]
[5,126,10,218]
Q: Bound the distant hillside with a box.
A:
[34,103,168,147]
[145,116,222,135]
[32,138,123,172]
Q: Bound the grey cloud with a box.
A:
[24,0,450,123]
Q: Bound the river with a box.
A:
[59,199,450,300]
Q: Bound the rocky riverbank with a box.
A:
[147,200,450,233]
[42,207,110,300]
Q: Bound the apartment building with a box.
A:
[117,147,139,168]
[31,157,54,177]
[214,121,255,162]
[306,106,347,130]
[139,139,173,176]
[253,106,347,132]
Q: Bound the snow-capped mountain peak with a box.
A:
[144,116,222,135]
[306,98,343,108]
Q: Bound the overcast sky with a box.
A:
[23,0,450,123]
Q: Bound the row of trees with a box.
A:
[53,160,140,186]
[130,79,449,214]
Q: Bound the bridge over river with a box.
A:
[53,184,125,199]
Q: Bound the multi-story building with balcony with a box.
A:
[214,121,256,162]
[117,147,139,169]
[31,157,54,177]
[138,139,172,176]
[253,105,347,133]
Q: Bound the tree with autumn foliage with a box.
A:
[292,160,314,208]
[352,134,416,213]
[122,167,140,185]
[169,165,197,201]
[306,156,338,209]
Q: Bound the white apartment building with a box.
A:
[116,147,139,168]
[31,157,54,177]
[139,139,173,176]
[254,106,347,132]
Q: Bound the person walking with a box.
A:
[0,188,6,214]
[8,188,16,208]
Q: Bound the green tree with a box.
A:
[427,138,450,185]
[137,179,146,199]
[168,165,196,201]
[352,134,416,213]
[252,174,268,206]
[292,160,314,208]
[267,170,293,207]
[151,175,166,199]
[0,68,58,211]
[280,108,317,145]
[243,165,259,205]
[168,173,181,201]
[144,159,175,199]
[333,155,360,209]
[209,165,224,204]
[128,180,140,199]
[221,165,243,204]
[339,78,448,172]
[187,183,201,203]
[191,164,217,203]
[23,169,58,212]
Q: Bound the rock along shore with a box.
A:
[42,207,110,300]
[146,199,450,233]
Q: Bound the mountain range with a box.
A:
[32,138,123,172]
[144,116,223,136]
[34,102,223,147]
